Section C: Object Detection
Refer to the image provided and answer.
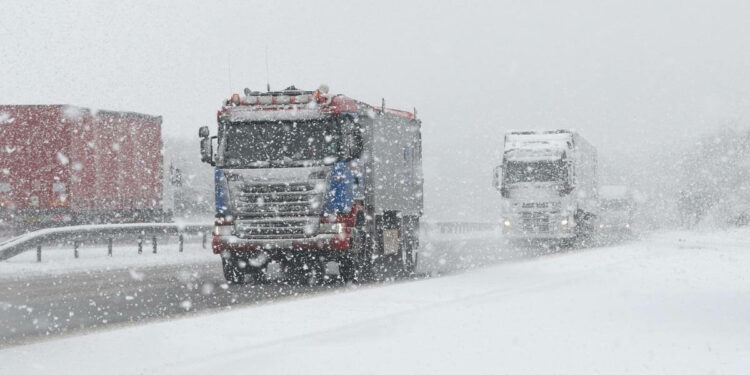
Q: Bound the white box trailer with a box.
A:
[493,129,598,241]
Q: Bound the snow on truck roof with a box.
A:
[0,105,161,123]
[503,130,573,161]
[505,129,574,142]
[219,85,416,121]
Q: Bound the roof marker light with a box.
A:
[314,84,329,103]
[230,94,241,105]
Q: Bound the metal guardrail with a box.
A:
[0,221,500,262]
[421,222,500,235]
[0,223,213,262]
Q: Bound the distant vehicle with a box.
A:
[597,185,635,234]
[493,130,598,243]
[0,105,168,230]
[199,85,423,284]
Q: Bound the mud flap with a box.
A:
[377,211,401,256]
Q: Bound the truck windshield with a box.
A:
[222,120,340,168]
[504,160,567,183]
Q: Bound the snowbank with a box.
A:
[2,229,749,374]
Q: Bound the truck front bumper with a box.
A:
[502,216,576,240]
[212,232,351,254]
[503,230,576,240]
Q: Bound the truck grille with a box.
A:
[234,217,319,239]
[232,181,324,239]
[521,212,550,232]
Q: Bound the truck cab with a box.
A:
[200,86,422,284]
[494,130,598,243]
[597,185,635,235]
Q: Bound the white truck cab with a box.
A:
[494,130,598,242]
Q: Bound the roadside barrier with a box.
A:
[0,223,212,262]
[1,221,500,262]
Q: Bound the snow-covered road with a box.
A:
[0,231,503,346]
[2,229,749,374]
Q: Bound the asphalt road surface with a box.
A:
[0,235,564,349]
[0,261,340,348]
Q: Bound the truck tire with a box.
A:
[399,216,419,276]
[222,256,263,285]
[574,210,596,246]
[340,224,372,283]
[222,257,246,285]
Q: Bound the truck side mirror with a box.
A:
[494,165,510,198]
[493,165,503,191]
[199,126,214,165]
[200,137,213,165]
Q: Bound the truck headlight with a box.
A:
[319,223,345,234]
[503,219,511,227]
[213,224,234,236]
[561,219,569,226]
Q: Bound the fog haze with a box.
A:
[3,0,750,220]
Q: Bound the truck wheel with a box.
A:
[399,217,419,277]
[573,210,596,247]
[341,228,372,283]
[341,212,373,283]
[222,257,245,285]
[222,256,265,285]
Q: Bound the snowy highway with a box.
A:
[4,1,750,374]
[0,232,504,348]
[2,229,750,374]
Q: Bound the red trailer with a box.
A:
[0,105,167,229]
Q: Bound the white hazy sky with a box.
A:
[3,0,750,220]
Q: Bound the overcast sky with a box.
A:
[3,0,750,220]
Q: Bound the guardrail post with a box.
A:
[152,236,157,254]
[74,241,79,259]
[179,234,184,252]
[107,238,113,257]
[137,236,143,254]
[37,245,42,262]
[202,232,207,249]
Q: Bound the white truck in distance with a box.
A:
[494,130,598,243]
[597,185,635,234]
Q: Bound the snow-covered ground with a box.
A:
[2,228,749,374]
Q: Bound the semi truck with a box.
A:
[597,185,635,234]
[199,85,423,284]
[493,130,598,244]
[0,105,167,230]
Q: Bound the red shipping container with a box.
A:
[0,105,165,228]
